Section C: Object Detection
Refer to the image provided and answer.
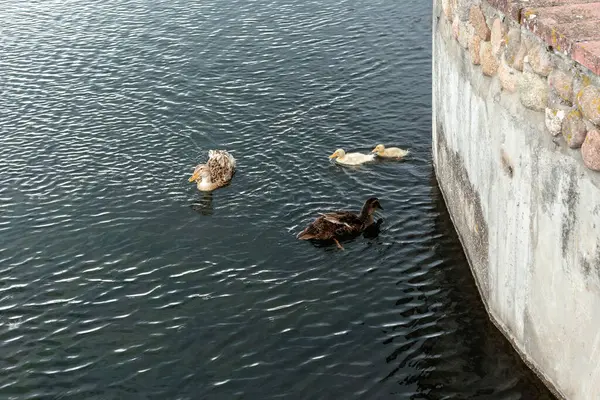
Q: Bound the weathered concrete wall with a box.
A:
[433,1,600,399]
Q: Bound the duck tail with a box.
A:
[297,231,314,240]
[226,152,236,169]
[209,150,236,170]
[297,226,317,240]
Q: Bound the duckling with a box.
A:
[329,149,375,166]
[371,144,409,159]
[188,150,236,191]
[297,197,383,249]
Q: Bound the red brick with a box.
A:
[521,6,600,52]
[488,0,599,21]
[572,41,600,76]
[524,3,600,25]
[520,0,600,8]
[552,21,600,42]
[485,0,600,77]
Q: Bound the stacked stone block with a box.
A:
[441,0,600,171]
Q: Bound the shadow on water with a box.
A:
[363,218,384,239]
[190,191,214,216]
[379,169,555,399]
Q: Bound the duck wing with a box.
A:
[341,153,375,165]
[297,211,363,240]
[208,150,236,168]
[319,212,362,227]
[388,147,409,158]
[207,150,236,185]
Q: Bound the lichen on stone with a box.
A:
[548,69,573,105]
[457,21,473,49]
[562,109,588,148]
[518,58,549,111]
[545,107,566,136]
[581,129,600,171]
[469,32,482,65]
[498,54,520,93]
[523,9,537,20]
[504,28,521,66]
[527,42,553,77]
[512,39,530,71]
[480,41,499,76]
[578,85,600,126]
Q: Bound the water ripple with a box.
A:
[0,0,554,398]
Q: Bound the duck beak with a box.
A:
[329,152,338,159]
[371,148,377,153]
[188,171,199,182]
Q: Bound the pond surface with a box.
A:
[0,0,554,398]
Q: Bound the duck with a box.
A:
[188,150,236,191]
[297,197,383,250]
[329,149,375,166]
[371,144,409,159]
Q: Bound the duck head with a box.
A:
[371,144,385,155]
[364,197,383,212]
[188,165,210,182]
[359,197,383,222]
[329,149,346,159]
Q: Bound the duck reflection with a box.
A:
[190,191,214,216]
[363,217,384,239]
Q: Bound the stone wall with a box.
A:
[442,0,600,169]
[433,0,600,399]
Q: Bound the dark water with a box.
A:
[0,0,554,398]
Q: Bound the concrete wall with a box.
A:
[433,2,600,399]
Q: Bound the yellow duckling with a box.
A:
[188,150,236,191]
[371,144,409,159]
[329,149,375,166]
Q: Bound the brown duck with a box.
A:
[297,197,383,249]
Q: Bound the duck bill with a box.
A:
[188,171,199,182]
[329,153,338,159]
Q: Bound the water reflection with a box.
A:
[379,170,555,399]
[190,191,214,216]
[363,218,384,239]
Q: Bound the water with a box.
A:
[0,0,555,398]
